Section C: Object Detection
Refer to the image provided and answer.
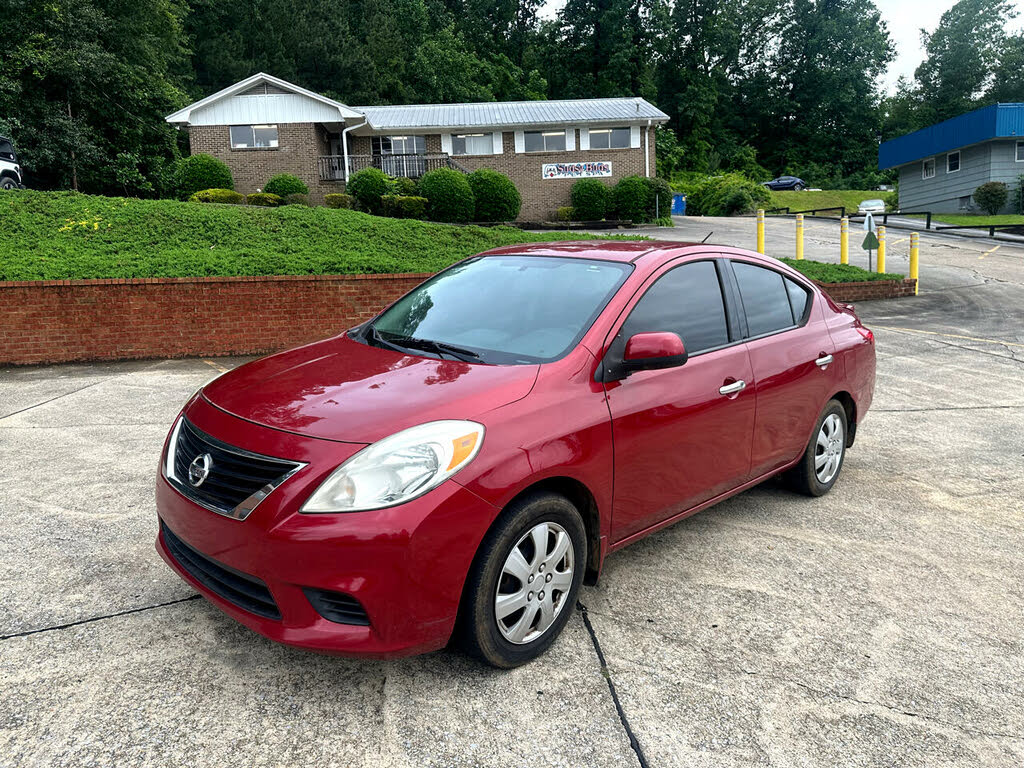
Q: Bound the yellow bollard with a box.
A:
[840,217,849,265]
[910,231,919,295]
[756,209,765,254]
[795,213,804,260]
[876,225,886,273]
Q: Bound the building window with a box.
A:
[372,135,425,155]
[229,124,278,149]
[588,127,630,150]
[524,130,566,153]
[947,151,960,173]
[452,133,492,156]
[959,195,972,210]
[922,157,936,179]
[1016,140,1024,162]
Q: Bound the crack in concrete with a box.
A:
[874,405,1024,413]
[0,595,201,640]
[577,602,650,768]
[0,379,110,421]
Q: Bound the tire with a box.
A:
[793,183,805,191]
[785,399,848,497]
[0,177,17,190]
[458,491,587,668]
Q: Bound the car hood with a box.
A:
[201,333,539,443]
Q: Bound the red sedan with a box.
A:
[156,242,875,667]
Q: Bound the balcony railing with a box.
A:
[318,153,469,182]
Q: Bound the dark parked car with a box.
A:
[763,176,806,191]
[156,242,875,667]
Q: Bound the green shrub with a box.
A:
[325,193,354,209]
[612,176,654,222]
[188,188,245,205]
[347,168,391,213]
[680,173,771,216]
[467,169,521,222]
[283,192,310,206]
[883,187,899,211]
[381,195,428,219]
[246,192,282,207]
[171,154,233,200]
[571,179,610,221]
[264,173,309,197]
[974,181,1009,215]
[557,206,575,222]
[391,176,418,196]
[644,177,673,219]
[419,168,475,223]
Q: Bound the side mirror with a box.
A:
[603,332,687,381]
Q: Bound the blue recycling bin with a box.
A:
[671,194,686,215]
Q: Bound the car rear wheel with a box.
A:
[457,491,586,668]
[786,399,847,496]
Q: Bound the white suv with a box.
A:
[0,136,24,190]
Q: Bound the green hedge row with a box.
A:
[565,176,672,223]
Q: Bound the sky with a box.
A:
[541,0,1024,94]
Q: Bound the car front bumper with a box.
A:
[155,396,499,658]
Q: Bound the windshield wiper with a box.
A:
[365,323,408,354]
[382,334,481,362]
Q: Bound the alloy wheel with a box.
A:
[815,413,845,484]
[494,521,574,645]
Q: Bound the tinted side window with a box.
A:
[733,262,796,336]
[622,261,730,354]
[785,278,810,322]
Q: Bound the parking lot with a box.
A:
[2,220,1023,767]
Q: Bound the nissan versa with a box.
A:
[156,242,875,667]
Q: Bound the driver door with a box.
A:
[605,259,756,542]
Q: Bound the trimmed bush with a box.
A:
[571,179,610,221]
[171,154,233,200]
[381,195,428,219]
[419,168,475,223]
[246,192,282,207]
[644,177,673,219]
[467,169,521,222]
[188,188,245,205]
[557,206,575,222]
[974,181,1008,215]
[283,192,310,206]
[612,176,654,222]
[325,193,354,209]
[264,173,309,197]
[347,168,391,213]
[392,176,418,196]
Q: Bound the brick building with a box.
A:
[166,73,669,220]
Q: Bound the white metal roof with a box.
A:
[165,73,364,125]
[354,98,669,131]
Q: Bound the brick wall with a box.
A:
[187,123,336,204]
[814,278,918,302]
[0,274,429,366]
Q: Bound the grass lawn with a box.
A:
[906,213,1024,227]
[0,190,614,281]
[767,189,886,215]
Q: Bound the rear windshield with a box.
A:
[366,255,632,364]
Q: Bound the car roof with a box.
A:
[478,240,703,264]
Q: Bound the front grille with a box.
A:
[161,520,281,620]
[167,417,303,520]
[303,588,370,626]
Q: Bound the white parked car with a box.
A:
[0,136,24,190]
[858,199,886,214]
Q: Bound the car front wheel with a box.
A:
[0,177,18,190]
[458,491,586,668]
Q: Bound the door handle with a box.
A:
[719,380,746,396]
[815,354,834,368]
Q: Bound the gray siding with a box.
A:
[897,138,1024,214]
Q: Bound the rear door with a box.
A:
[728,259,841,477]
[606,258,756,542]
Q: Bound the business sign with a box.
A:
[542,161,612,179]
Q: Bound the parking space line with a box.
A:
[202,359,230,373]
[979,245,1001,259]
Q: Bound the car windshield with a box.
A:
[861,199,884,207]
[366,255,632,364]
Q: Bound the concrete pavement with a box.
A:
[1,222,1023,766]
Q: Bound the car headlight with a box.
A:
[300,420,485,513]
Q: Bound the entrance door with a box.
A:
[606,259,756,542]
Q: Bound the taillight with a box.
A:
[856,326,874,343]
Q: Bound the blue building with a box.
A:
[879,103,1024,214]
